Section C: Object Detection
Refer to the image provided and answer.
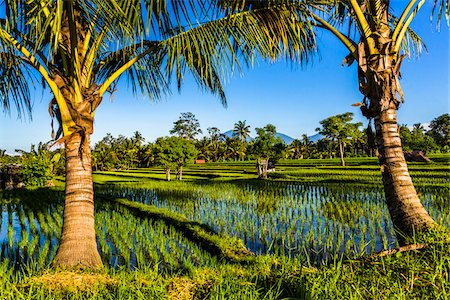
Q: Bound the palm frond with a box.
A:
[162,1,316,102]
[432,0,450,27]
[0,46,32,119]
[397,22,427,58]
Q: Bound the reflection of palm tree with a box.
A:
[233,120,251,143]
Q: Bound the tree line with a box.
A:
[2,112,448,183]
[92,112,449,174]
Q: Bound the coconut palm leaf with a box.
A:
[0,44,32,118]
[432,0,450,26]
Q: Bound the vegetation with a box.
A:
[0,157,449,299]
[252,124,286,179]
[170,112,203,141]
[316,112,363,167]
[1,0,448,297]
[153,136,198,181]
[232,120,251,143]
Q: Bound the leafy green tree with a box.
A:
[348,122,365,156]
[252,124,285,179]
[207,127,221,141]
[300,134,315,159]
[399,124,438,153]
[429,114,450,151]
[1,0,310,268]
[131,131,145,148]
[233,120,251,143]
[170,112,203,141]
[316,112,362,166]
[15,142,59,186]
[153,137,197,181]
[399,124,413,151]
[138,144,155,168]
[363,122,377,157]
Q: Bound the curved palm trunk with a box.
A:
[374,105,436,241]
[53,133,102,268]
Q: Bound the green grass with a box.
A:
[0,233,448,299]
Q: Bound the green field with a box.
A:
[0,156,449,299]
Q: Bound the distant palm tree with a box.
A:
[288,139,303,159]
[131,131,145,147]
[300,134,314,159]
[196,137,213,161]
[233,120,251,143]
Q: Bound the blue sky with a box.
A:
[1,3,448,154]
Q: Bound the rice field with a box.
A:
[1,156,449,269]
[0,156,449,298]
[97,179,449,265]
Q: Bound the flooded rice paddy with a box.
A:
[1,181,449,270]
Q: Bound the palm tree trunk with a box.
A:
[177,165,183,180]
[53,133,102,268]
[165,167,171,181]
[338,140,345,166]
[374,105,436,242]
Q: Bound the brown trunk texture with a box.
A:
[53,133,102,268]
[375,106,436,241]
[338,141,345,167]
[165,168,171,181]
[177,165,183,180]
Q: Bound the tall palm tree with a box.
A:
[288,139,303,159]
[300,134,314,159]
[233,120,251,143]
[0,1,316,268]
[230,0,449,239]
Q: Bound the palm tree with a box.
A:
[231,0,449,239]
[233,120,251,143]
[1,1,316,268]
[288,139,303,159]
[300,134,314,159]
[131,131,145,148]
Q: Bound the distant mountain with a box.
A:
[275,133,294,144]
[220,130,324,144]
[221,130,294,144]
[308,133,324,143]
[222,130,235,139]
